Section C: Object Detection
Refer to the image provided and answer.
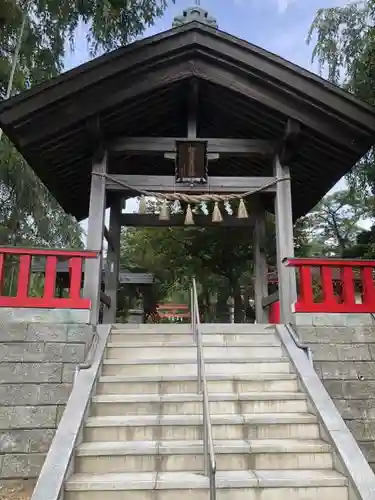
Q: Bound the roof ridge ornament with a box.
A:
[172,2,218,29]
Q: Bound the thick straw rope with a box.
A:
[92,172,291,203]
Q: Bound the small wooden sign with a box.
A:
[175,140,207,184]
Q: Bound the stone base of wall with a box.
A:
[0,308,90,324]
[0,322,94,494]
[294,312,375,472]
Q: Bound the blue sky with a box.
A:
[65,0,349,72]
[64,0,350,230]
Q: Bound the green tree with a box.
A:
[308,3,375,259]
[300,189,372,256]
[1,0,174,248]
[120,197,318,322]
[0,139,84,247]
[294,217,312,257]
[342,225,375,258]
[1,0,175,94]
[307,0,375,197]
[120,200,279,322]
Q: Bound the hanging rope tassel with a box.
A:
[159,200,170,221]
[237,198,249,219]
[212,202,223,222]
[184,204,195,225]
[139,196,146,214]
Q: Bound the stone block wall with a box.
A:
[0,322,94,497]
[295,313,375,472]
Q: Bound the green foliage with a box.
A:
[308,3,375,246]
[0,0,174,95]
[120,189,372,321]
[308,2,374,91]
[308,0,375,198]
[300,189,372,257]
[342,225,375,258]
[120,199,257,320]
[293,217,312,257]
[0,0,174,248]
[120,199,303,321]
[0,135,84,248]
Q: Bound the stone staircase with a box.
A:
[64,324,348,500]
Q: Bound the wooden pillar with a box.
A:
[273,155,297,324]
[253,197,268,323]
[103,196,122,324]
[83,152,107,325]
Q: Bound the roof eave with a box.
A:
[1,21,375,136]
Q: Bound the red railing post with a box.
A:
[297,266,314,311]
[361,267,375,308]
[0,252,4,295]
[68,257,84,303]
[43,256,58,300]
[16,254,31,302]
[320,266,337,309]
[340,266,356,307]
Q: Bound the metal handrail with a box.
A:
[191,278,216,500]
[73,328,99,383]
[285,323,313,365]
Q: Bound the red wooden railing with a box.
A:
[0,247,98,309]
[158,303,190,319]
[284,257,375,314]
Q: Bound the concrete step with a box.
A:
[109,334,280,345]
[111,324,275,335]
[96,374,300,395]
[65,470,348,500]
[75,439,333,473]
[84,413,319,441]
[90,392,308,416]
[101,358,291,376]
[105,344,283,360]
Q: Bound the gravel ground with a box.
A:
[0,480,35,500]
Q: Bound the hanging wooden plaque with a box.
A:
[175,140,208,184]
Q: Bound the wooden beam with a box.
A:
[109,137,275,155]
[253,197,268,323]
[187,79,198,138]
[12,51,371,154]
[103,198,122,324]
[100,291,111,308]
[262,291,279,309]
[84,116,105,163]
[106,175,277,193]
[164,152,220,161]
[284,119,301,141]
[120,213,256,227]
[103,226,114,252]
[192,60,362,152]
[5,27,375,144]
[279,119,301,164]
[273,155,296,324]
[18,61,195,147]
[83,152,107,325]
